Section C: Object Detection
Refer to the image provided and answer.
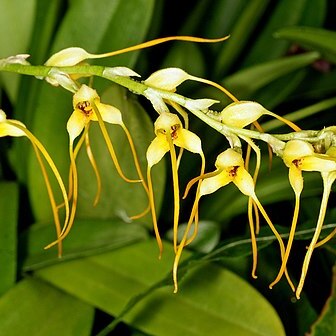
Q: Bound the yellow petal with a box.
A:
[146,135,169,168]
[144,68,189,91]
[283,140,314,166]
[154,112,181,134]
[73,84,99,107]
[233,167,256,197]
[220,101,264,128]
[67,110,87,142]
[289,165,303,194]
[91,102,123,125]
[173,129,202,154]
[301,155,336,172]
[45,47,91,66]
[215,148,244,169]
[0,121,26,137]
[200,170,231,196]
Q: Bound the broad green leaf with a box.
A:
[299,0,326,27]
[21,217,149,272]
[0,0,36,102]
[262,97,336,131]
[215,0,269,76]
[36,239,285,336]
[0,182,18,296]
[274,26,336,63]
[242,0,308,67]
[165,220,221,253]
[223,51,320,100]
[309,266,336,336]
[0,277,94,336]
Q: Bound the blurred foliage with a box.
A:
[0,0,336,335]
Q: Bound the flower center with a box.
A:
[293,159,302,169]
[76,101,93,116]
[228,166,239,178]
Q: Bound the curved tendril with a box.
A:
[241,135,261,234]
[296,175,333,299]
[9,122,70,239]
[91,101,141,184]
[315,228,336,247]
[45,140,78,249]
[147,166,163,258]
[90,35,230,60]
[84,131,101,206]
[185,152,205,246]
[168,101,189,168]
[183,170,222,199]
[188,75,238,102]
[31,142,62,257]
[166,134,180,253]
[265,111,301,132]
[252,195,295,291]
[247,197,258,279]
[122,124,151,219]
[270,188,301,289]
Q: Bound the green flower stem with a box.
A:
[1,62,334,152]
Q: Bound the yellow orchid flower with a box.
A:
[176,148,294,293]
[0,109,69,256]
[270,140,336,298]
[45,84,146,249]
[146,112,205,258]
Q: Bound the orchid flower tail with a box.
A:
[92,102,141,184]
[147,166,163,258]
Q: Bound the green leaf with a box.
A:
[0,0,36,102]
[223,51,320,100]
[0,277,94,336]
[21,217,149,272]
[242,0,309,67]
[274,26,336,63]
[310,266,336,335]
[0,182,18,296]
[36,239,285,336]
[165,220,221,253]
[214,0,269,76]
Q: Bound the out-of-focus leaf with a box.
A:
[0,0,36,102]
[242,0,308,67]
[262,97,336,131]
[0,277,94,336]
[0,182,18,296]
[215,0,269,76]
[309,266,336,336]
[165,220,221,253]
[36,239,285,336]
[20,217,149,272]
[274,26,336,63]
[299,0,326,27]
[224,51,320,100]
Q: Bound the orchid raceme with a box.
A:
[269,140,336,297]
[146,112,205,257]
[45,84,147,249]
[180,148,294,291]
[0,110,69,257]
[276,141,336,298]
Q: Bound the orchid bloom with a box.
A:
[45,84,146,249]
[175,148,294,293]
[146,112,205,258]
[271,140,336,299]
[0,109,69,256]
